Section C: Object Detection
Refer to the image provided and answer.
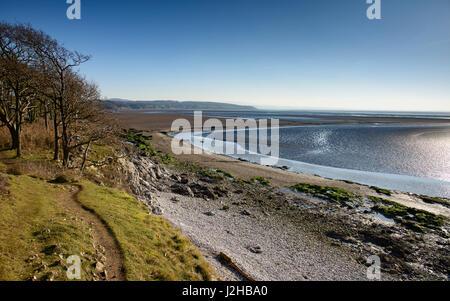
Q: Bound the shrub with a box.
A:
[21,121,54,153]
[51,175,70,184]
[122,129,155,156]
[6,161,59,180]
[7,165,23,176]
[161,154,174,164]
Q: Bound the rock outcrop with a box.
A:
[119,155,169,215]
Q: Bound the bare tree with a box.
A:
[0,23,118,167]
[79,110,119,173]
[59,73,100,165]
[0,23,41,156]
[19,23,91,163]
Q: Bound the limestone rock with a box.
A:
[171,184,195,197]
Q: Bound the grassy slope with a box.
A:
[0,175,97,281]
[0,174,215,281]
[78,181,215,281]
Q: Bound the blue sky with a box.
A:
[1,0,449,111]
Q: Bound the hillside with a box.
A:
[104,99,257,111]
[0,150,216,281]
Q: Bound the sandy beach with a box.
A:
[116,111,450,133]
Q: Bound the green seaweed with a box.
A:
[292,184,448,232]
[290,183,359,207]
[251,176,270,186]
[370,186,392,196]
[367,196,388,204]
[372,201,447,232]
[216,169,234,179]
[233,178,251,186]
[198,169,224,181]
[418,195,449,207]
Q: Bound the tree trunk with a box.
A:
[9,124,21,157]
[14,95,21,157]
[62,145,69,166]
[14,128,21,157]
[7,125,18,150]
[52,103,59,161]
[62,149,69,167]
[61,118,69,166]
[58,92,70,167]
[80,140,92,173]
[6,124,17,149]
[44,105,48,130]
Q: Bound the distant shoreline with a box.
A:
[104,99,257,111]
[115,111,450,131]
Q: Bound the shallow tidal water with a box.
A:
[171,111,450,197]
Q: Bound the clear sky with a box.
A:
[1,0,449,111]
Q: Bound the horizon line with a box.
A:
[105,98,450,114]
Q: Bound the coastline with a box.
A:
[153,132,450,218]
[173,127,450,198]
[115,112,450,217]
[116,112,450,280]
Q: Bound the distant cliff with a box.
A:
[104,99,257,111]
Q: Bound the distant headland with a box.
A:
[104,99,257,111]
